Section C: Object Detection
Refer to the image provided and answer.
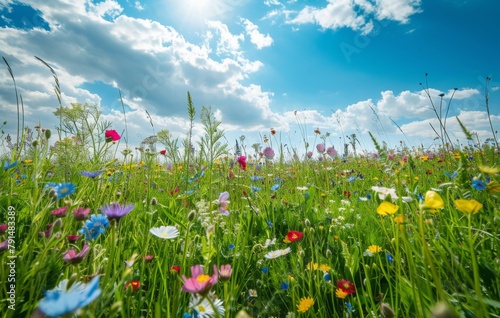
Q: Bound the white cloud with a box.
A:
[284,0,421,34]
[241,18,273,49]
[206,20,244,56]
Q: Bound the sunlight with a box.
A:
[174,0,233,22]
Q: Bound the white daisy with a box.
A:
[264,247,291,259]
[189,294,225,318]
[149,226,179,239]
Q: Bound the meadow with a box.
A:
[0,65,499,317]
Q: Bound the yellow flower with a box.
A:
[423,191,444,212]
[335,288,348,299]
[319,264,331,272]
[478,165,500,174]
[421,155,429,161]
[453,153,461,159]
[393,215,404,224]
[487,181,500,193]
[306,262,318,270]
[367,245,382,254]
[23,159,33,164]
[297,296,314,313]
[454,199,483,215]
[377,202,399,216]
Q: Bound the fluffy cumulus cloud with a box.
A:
[285,0,421,34]
[0,0,283,148]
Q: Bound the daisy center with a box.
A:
[196,274,211,283]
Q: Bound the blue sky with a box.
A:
[0,0,499,158]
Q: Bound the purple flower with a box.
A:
[306,151,313,159]
[0,239,8,253]
[81,171,103,178]
[316,143,325,153]
[263,147,275,160]
[100,202,134,221]
[326,147,337,158]
[73,207,91,221]
[217,192,230,216]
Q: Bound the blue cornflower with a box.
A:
[250,176,263,181]
[324,273,331,281]
[55,182,76,199]
[3,160,18,170]
[266,220,272,227]
[251,186,261,192]
[366,193,372,199]
[472,179,486,190]
[348,176,356,182]
[271,184,280,191]
[81,171,103,178]
[100,202,134,221]
[261,266,268,274]
[345,302,353,312]
[79,214,109,240]
[228,243,235,250]
[280,282,289,290]
[444,171,458,180]
[37,276,101,317]
[386,253,394,263]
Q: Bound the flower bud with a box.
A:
[431,302,458,318]
[380,302,395,318]
[45,129,51,140]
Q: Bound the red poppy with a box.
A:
[170,265,181,274]
[270,128,276,135]
[284,230,303,243]
[343,190,351,198]
[125,280,141,291]
[337,279,356,295]
[160,150,167,155]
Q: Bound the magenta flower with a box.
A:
[306,151,313,158]
[263,147,275,160]
[51,206,68,217]
[63,243,90,264]
[236,156,247,170]
[105,129,121,142]
[0,224,7,233]
[100,202,134,221]
[181,264,218,296]
[0,239,8,253]
[73,207,91,221]
[316,143,325,153]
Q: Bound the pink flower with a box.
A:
[307,151,313,158]
[73,207,91,221]
[316,143,325,153]
[0,224,7,234]
[181,264,218,296]
[62,243,90,264]
[219,264,232,281]
[105,129,121,142]
[263,147,275,160]
[51,206,68,217]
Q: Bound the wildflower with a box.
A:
[377,202,399,216]
[248,289,258,297]
[380,302,395,318]
[371,186,398,201]
[478,165,500,174]
[170,265,181,273]
[314,127,321,134]
[326,147,337,158]
[219,264,232,281]
[337,279,356,295]
[0,224,7,233]
[67,235,80,243]
[261,266,269,274]
[100,202,134,221]
[454,199,483,215]
[307,262,318,270]
[444,171,457,179]
[81,171,103,178]
[367,245,382,254]
[271,184,280,191]
[324,273,331,281]
[422,191,444,212]
[386,253,394,263]
[3,160,18,170]
[0,240,8,253]
[55,182,76,199]
[105,129,121,142]
[62,243,90,264]
[236,156,247,170]
[336,288,348,299]
[188,294,225,317]
[264,247,292,259]
[37,276,101,317]
[181,264,218,296]
[319,264,331,272]
[159,149,167,155]
[284,230,303,243]
[263,147,275,160]
[73,207,91,221]
[51,206,68,217]
[125,280,141,292]
[215,192,230,216]
[270,128,276,135]
[143,254,155,261]
[306,151,313,158]
[281,282,289,290]
[316,143,325,153]
[297,296,314,313]
[472,179,486,190]
[79,214,109,240]
[150,226,180,239]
